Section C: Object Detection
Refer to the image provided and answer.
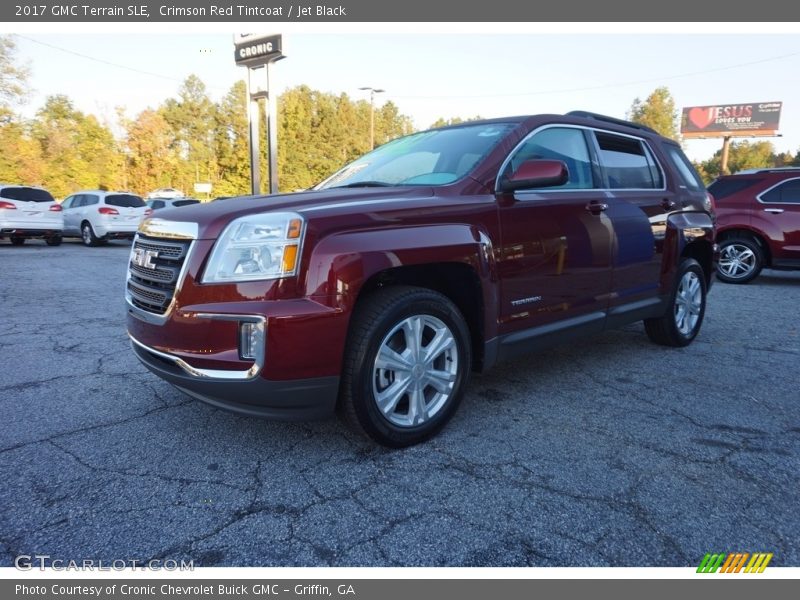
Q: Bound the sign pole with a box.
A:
[720,136,732,176]
[234,34,284,197]
[266,62,279,195]
[246,66,262,195]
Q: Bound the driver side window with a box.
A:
[506,127,595,190]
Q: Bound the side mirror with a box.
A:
[499,159,569,193]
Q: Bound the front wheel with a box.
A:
[339,286,472,447]
[46,235,62,246]
[716,237,763,284]
[644,258,707,347]
[10,236,25,246]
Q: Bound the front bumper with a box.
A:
[130,334,339,420]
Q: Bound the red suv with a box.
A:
[711,168,800,283]
[126,112,716,446]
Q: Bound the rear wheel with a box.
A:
[45,235,62,246]
[81,222,100,247]
[340,286,471,447]
[10,236,25,246]
[717,236,763,284]
[645,258,707,347]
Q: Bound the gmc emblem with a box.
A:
[132,248,158,270]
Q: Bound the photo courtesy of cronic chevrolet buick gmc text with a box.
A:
[126,112,717,447]
[710,168,800,283]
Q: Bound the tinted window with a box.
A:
[0,186,55,202]
[708,177,764,200]
[149,200,165,209]
[316,123,514,189]
[72,195,86,208]
[61,196,75,209]
[760,179,800,204]
[106,194,145,208]
[507,127,594,190]
[664,144,705,191]
[173,199,200,207]
[595,132,660,189]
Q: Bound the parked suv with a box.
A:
[127,112,716,446]
[62,191,150,246]
[711,167,800,283]
[0,185,63,245]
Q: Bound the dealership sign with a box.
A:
[234,34,283,67]
[681,102,782,137]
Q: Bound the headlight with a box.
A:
[202,212,304,283]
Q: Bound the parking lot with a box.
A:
[1,238,798,567]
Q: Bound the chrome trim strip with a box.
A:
[756,176,800,205]
[129,314,266,381]
[495,123,668,194]
[138,218,199,240]
[298,197,407,213]
[125,234,195,325]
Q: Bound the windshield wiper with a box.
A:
[330,181,394,189]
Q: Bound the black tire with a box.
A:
[645,258,707,347]
[10,236,25,246]
[81,222,100,247]
[716,236,764,284]
[45,235,62,246]
[339,286,472,447]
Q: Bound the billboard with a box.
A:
[681,102,782,138]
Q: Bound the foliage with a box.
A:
[696,140,777,181]
[628,87,680,140]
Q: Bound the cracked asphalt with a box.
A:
[1,237,798,567]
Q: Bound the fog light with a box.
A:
[239,321,264,361]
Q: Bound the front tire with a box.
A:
[10,236,25,246]
[716,236,763,284]
[46,235,62,246]
[340,286,472,447]
[81,222,100,247]
[645,258,707,347]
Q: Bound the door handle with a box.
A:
[661,198,677,210]
[763,208,784,214]
[585,201,608,214]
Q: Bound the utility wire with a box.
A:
[388,51,800,100]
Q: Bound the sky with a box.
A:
[6,30,800,162]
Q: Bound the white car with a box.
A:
[61,191,150,246]
[0,184,64,246]
[146,187,184,199]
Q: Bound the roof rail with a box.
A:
[566,110,659,135]
[735,166,800,175]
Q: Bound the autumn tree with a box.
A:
[428,116,483,129]
[628,87,680,140]
[213,80,250,197]
[123,109,180,195]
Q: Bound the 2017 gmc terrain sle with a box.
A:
[126,112,717,446]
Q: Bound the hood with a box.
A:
[146,186,436,240]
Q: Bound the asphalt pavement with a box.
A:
[1,238,798,567]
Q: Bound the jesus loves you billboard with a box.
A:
[681,101,782,138]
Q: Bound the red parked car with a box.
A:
[711,167,800,283]
[126,112,716,446]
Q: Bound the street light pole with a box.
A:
[359,86,385,150]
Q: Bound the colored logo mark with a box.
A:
[697,552,773,573]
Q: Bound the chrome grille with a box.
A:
[127,235,191,315]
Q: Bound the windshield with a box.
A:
[315,123,514,190]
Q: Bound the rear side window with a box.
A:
[594,132,662,189]
[760,179,800,204]
[148,200,165,209]
[663,145,705,191]
[85,195,99,206]
[173,200,199,207]
[0,187,55,202]
[708,177,764,200]
[106,194,145,208]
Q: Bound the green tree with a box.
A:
[697,140,776,181]
[213,80,250,196]
[161,75,217,194]
[123,108,180,195]
[628,86,680,140]
[0,35,29,109]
